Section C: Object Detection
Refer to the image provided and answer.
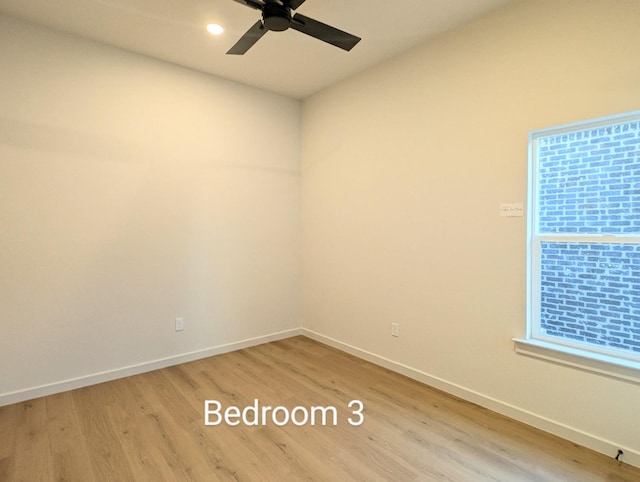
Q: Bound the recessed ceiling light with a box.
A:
[206,24,224,35]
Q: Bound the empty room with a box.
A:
[1,0,639,480]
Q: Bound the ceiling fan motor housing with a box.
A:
[262,2,291,31]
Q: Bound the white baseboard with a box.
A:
[302,328,640,470]
[0,328,302,407]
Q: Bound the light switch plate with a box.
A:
[499,202,524,217]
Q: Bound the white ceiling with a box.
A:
[0,0,516,99]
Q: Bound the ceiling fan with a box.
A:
[227,0,361,55]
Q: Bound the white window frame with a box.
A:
[514,111,640,383]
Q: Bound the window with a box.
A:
[515,111,640,381]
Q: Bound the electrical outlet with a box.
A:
[175,317,184,332]
[391,323,399,337]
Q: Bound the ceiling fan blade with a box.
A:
[287,0,307,10]
[230,0,264,10]
[227,20,267,55]
[291,13,361,51]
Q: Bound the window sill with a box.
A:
[513,338,640,384]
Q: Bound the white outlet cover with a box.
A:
[175,317,184,331]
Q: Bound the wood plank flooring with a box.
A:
[1,336,639,481]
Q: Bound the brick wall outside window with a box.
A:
[537,122,640,235]
[540,242,640,353]
[533,115,640,357]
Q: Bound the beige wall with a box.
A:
[0,15,301,399]
[301,0,640,465]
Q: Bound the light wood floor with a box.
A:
[1,336,638,481]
